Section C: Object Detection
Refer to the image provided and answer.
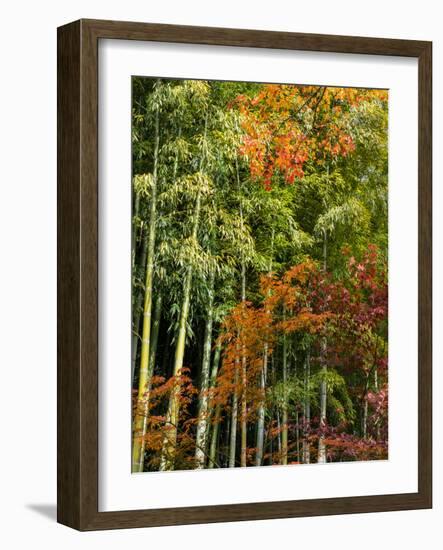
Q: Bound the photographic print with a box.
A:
[131,78,389,473]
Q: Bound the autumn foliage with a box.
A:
[135,247,388,468]
[234,85,387,188]
[131,77,389,472]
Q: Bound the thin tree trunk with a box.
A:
[374,367,381,441]
[224,409,231,468]
[296,410,300,463]
[255,229,274,467]
[131,96,160,473]
[265,357,275,466]
[318,340,328,463]
[318,229,328,464]
[362,398,368,439]
[229,355,240,468]
[195,270,215,468]
[132,190,140,268]
[160,189,201,470]
[240,259,247,467]
[281,308,288,465]
[302,350,311,464]
[136,293,162,419]
[131,233,148,384]
[160,114,208,470]
[255,351,267,466]
[269,420,274,465]
[131,191,142,383]
[161,327,171,377]
[148,294,162,380]
[208,343,222,469]
[208,409,222,468]
[235,156,248,468]
[205,340,220,443]
[240,356,247,467]
[145,126,179,387]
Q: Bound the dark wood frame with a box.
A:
[57,18,432,531]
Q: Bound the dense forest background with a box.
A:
[131,77,388,473]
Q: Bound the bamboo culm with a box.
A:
[195,270,215,468]
[131,93,160,473]
[255,229,274,467]
[131,233,148,384]
[208,343,222,468]
[318,229,328,464]
[160,112,208,471]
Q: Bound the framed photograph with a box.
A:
[57,19,432,530]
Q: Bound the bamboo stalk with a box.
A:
[131,91,160,473]
[160,111,208,471]
[195,270,215,468]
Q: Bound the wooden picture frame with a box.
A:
[57,18,432,531]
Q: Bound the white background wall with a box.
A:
[0,0,441,547]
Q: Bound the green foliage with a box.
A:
[131,77,388,470]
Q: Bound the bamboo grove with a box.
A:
[131,78,388,472]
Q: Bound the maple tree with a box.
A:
[234,85,387,189]
[131,77,388,471]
